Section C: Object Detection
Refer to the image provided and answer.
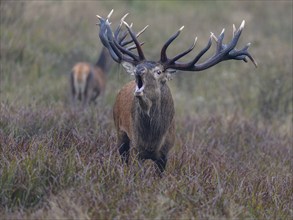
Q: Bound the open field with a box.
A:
[1,1,292,219]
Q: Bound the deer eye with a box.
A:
[156,70,162,75]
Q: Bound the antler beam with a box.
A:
[160,20,257,71]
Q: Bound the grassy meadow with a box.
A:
[1,1,292,219]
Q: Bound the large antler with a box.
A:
[160,20,257,71]
[96,9,147,65]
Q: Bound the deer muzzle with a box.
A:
[134,75,145,96]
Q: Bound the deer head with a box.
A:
[96,10,256,173]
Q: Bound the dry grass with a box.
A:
[1,104,292,219]
[1,1,292,219]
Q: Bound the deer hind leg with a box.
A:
[82,88,90,107]
[82,72,93,107]
[117,131,130,164]
[70,72,77,105]
[90,88,100,105]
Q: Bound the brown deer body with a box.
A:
[113,64,175,171]
[96,10,257,172]
[70,47,111,106]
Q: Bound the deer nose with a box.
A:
[135,67,146,76]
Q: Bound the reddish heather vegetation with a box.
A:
[1,1,292,219]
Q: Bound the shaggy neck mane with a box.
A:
[134,84,173,143]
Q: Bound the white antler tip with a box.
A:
[179,26,185,31]
[106,9,114,19]
[210,32,218,41]
[142,25,149,32]
[221,28,225,35]
[240,20,245,30]
[122,20,130,28]
[96,14,102,19]
[121,13,129,22]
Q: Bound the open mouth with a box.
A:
[137,75,143,89]
[134,75,145,96]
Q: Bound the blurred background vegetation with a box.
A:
[1,1,292,131]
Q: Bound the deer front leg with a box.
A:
[155,154,167,173]
[155,128,174,173]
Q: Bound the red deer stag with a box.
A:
[70,46,112,106]
[96,10,257,173]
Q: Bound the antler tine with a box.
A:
[228,42,258,67]
[114,22,123,39]
[166,37,198,66]
[240,20,245,30]
[232,24,236,38]
[114,13,129,38]
[217,28,225,52]
[111,20,140,61]
[227,20,245,50]
[127,42,145,51]
[121,13,129,22]
[191,35,213,65]
[115,20,137,48]
[210,28,225,54]
[122,20,145,60]
[161,26,185,63]
[112,15,146,61]
[120,25,149,47]
[116,15,147,47]
[136,25,149,38]
[96,9,114,23]
[113,35,140,61]
[246,53,258,67]
[105,22,125,62]
[169,35,213,70]
[211,32,217,42]
[160,20,256,71]
[245,43,257,67]
[107,9,114,19]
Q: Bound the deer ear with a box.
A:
[165,69,177,81]
[122,61,136,75]
[165,69,177,74]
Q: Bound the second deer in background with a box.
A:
[70,47,112,106]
